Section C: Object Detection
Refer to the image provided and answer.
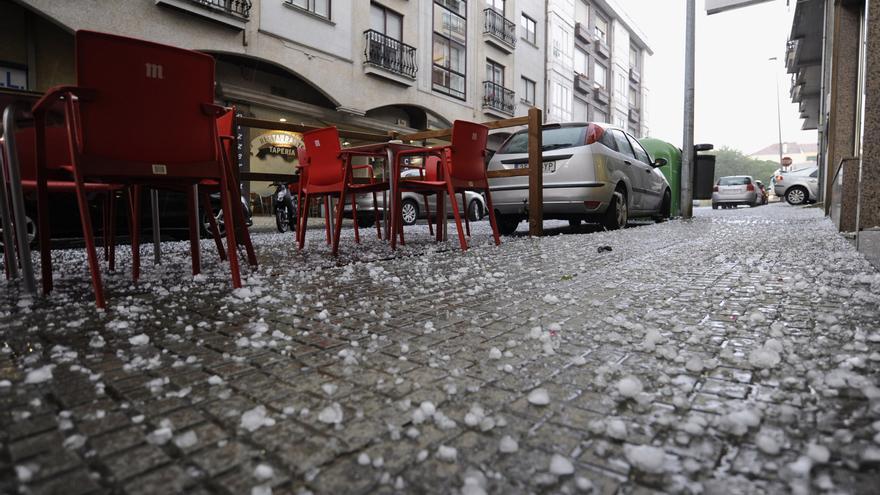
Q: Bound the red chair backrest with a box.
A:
[301,127,344,188]
[12,127,72,181]
[74,30,217,170]
[448,120,489,182]
[424,156,440,182]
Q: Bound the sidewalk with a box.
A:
[1,204,878,494]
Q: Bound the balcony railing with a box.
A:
[482,81,515,115]
[364,30,418,80]
[483,9,516,49]
[190,0,251,18]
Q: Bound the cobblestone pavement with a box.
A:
[1,203,879,495]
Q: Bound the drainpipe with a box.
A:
[543,0,549,122]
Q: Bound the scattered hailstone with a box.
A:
[756,431,781,455]
[749,343,782,369]
[317,309,330,321]
[499,435,519,453]
[207,375,224,386]
[623,444,666,474]
[606,419,628,440]
[549,454,575,476]
[488,347,503,360]
[240,406,275,432]
[24,365,55,384]
[617,376,643,398]
[89,335,106,348]
[437,445,458,462]
[128,334,150,346]
[146,427,173,445]
[173,431,198,449]
[807,443,830,463]
[251,485,272,495]
[747,311,766,325]
[357,453,371,466]
[321,383,338,396]
[254,464,274,481]
[528,388,550,406]
[62,434,86,450]
[542,294,560,304]
[571,355,588,366]
[575,477,594,492]
[318,403,344,425]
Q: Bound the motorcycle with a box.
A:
[272,181,297,233]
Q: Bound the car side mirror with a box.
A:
[652,157,668,168]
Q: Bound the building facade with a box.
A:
[544,0,651,136]
[787,0,880,266]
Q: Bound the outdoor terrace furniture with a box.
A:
[391,120,501,251]
[297,126,387,255]
[31,30,246,308]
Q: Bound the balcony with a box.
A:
[576,22,593,44]
[574,74,591,94]
[594,88,610,105]
[628,107,640,123]
[363,30,418,85]
[629,68,641,84]
[482,81,515,116]
[156,0,251,29]
[483,9,516,52]
[596,41,611,59]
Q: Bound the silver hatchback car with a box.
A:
[487,122,671,234]
[712,176,761,209]
[773,166,819,205]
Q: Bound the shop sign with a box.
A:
[254,131,304,161]
[0,65,27,90]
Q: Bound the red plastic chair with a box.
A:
[297,127,387,255]
[392,120,501,251]
[214,110,257,267]
[31,30,243,308]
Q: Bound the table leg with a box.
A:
[386,148,395,242]
[150,189,161,265]
[3,104,36,294]
[0,110,20,279]
[190,184,200,272]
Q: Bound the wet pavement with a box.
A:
[1,203,879,494]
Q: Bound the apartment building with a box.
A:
[1,0,546,192]
[544,0,651,137]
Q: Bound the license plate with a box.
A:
[514,161,556,173]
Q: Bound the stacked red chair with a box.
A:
[31,30,247,308]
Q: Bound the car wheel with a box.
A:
[467,199,482,221]
[712,203,718,210]
[568,219,582,228]
[654,189,671,222]
[275,200,293,233]
[401,199,419,226]
[0,214,37,249]
[602,189,627,230]
[203,208,225,237]
[356,216,375,228]
[785,186,807,205]
[497,214,520,236]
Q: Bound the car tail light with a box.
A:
[583,200,601,209]
[585,123,605,145]
[775,175,784,182]
[713,185,719,192]
[746,183,755,191]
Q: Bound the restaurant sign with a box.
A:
[254,131,304,161]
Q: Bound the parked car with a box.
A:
[711,176,760,209]
[486,122,671,234]
[754,180,769,205]
[774,166,819,205]
[344,168,487,227]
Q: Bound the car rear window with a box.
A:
[497,126,587,154]
[719,177,751,185]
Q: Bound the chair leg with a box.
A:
[435,190,445,243]
[34,118,53,295]
[200,191,227,261]
[372,191,381,240]
[461,191,470,237]
[186,187,201,276]
[323,197,332,245]
[218,175,241,289]
[108,191,117,271]
[423,194,434,237]
[128,186,141,283]
[351,193,360,244]
[445,182,468,251]
[73,175,106,308]
[484,188,502,246]
[102,194,110,262]
[332,190,347,257]
[298,194,311,251]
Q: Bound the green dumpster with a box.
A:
[639,138,682,217]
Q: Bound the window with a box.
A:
[598,127,616,150]
[626,134,651,163]
[521,13,536,44]
[613,112,626,128]
[287,0,330,19]
[594,14,608,42]
[629,46,640,71]
[574,98,588,121]
[433,1,467,99]
[611,130,635,158]
[574,48,588,77]
[552,24,572,61]
[616,73,628,101]
[551,81,572,120]
[486,0,504,13]
[371,3,402,40]
[486,60,504,86]
[521,77,536,105]
[593,108,607,123]
[594,63,607,89]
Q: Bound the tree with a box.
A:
[709,146,779,185]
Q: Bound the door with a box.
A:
[610,129,644,210]
[626,132,665,211]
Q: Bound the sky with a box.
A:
[619,0,817,155]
